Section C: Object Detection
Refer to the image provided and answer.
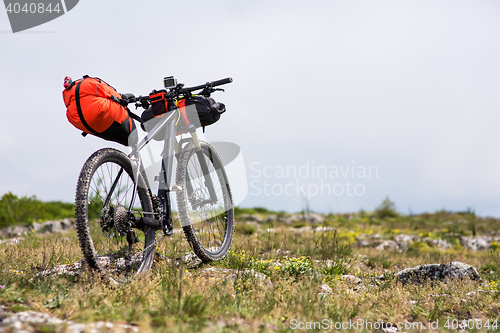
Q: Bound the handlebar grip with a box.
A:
[211,77,233,87]
[121,93,136,101]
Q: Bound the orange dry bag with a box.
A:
[63,76,136,146]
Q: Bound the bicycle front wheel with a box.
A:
[75,148,155,281]
[176,141,234,262]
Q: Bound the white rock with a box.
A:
[394,234,414,251]
[376,240,399,251]
[339,275,362,284]
[460,236,491,251]
[320,283,333,294]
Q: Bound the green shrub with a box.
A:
[321,259,350,276]
[234,206,276,216]
[234,207,258,215]
[374,196,399,219]
[235,223,257,235]
[0,192,75,228]
[0,192,41,228]
[280,257,316,277]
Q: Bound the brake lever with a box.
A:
[135,100,150,110]
[199,87,224,97]
[200,87,211,97]
[141,100,150,109]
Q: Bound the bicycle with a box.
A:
[74,77,235,282]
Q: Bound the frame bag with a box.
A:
[63,76,136,146]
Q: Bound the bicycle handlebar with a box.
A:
[124,77,233,106]
[182,77,233,92]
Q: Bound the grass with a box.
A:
[0,209,500,332]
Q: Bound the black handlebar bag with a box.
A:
[179,96,226,129]
[141,95,226,140]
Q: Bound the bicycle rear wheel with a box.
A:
[75,148,155,282]
[176,141,234,262]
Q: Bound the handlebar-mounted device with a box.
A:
[164,76,177,90]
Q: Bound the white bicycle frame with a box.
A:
[124,105,217,230]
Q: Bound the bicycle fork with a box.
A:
[188,126,218,206]
[157,119,176,236]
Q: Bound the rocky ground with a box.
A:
[0,257,486,333]
[0,212,499,332]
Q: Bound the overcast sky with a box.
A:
[1,0,499,216]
